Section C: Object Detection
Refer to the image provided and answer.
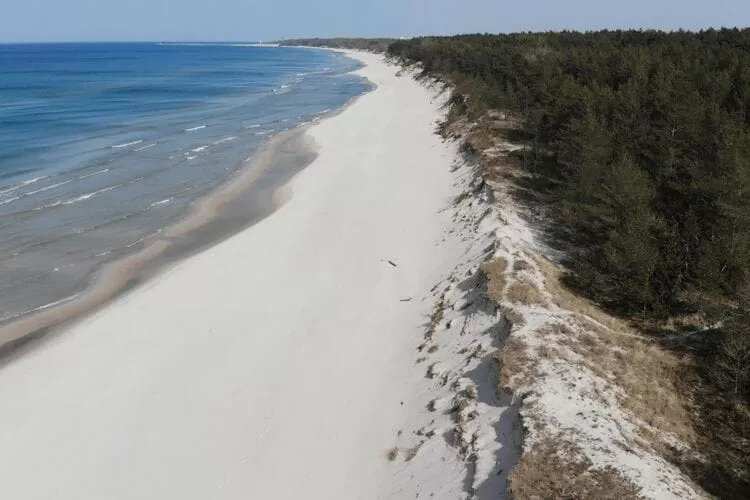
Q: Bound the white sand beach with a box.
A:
[0,52,475,499]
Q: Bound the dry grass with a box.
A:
[495,336,534,392]
[424,297,446,342]
[513,259,531,272]
[482,257,508,303]
[554,318,696,446]
[536,256,622,331]
[509,437,643,500]
[405,441,426,462]
[503,308,526,328]
[387,447,399,461]
[460,111,703,494]
[507,280,545,306]
[528,254,696,445]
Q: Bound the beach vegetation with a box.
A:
[389,29,750,496]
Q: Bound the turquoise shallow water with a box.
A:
[0,43,368,322]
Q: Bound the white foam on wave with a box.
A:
[112,140,143,149]
[245,124,262,129]
[134,143,157,152]
[1,179,76,206]
[191,145,208,153]
[0,176,49,195]
[186,155,197,160]
[185,125,206,132]
[0,292,82,322]
[24,179,75,197]
[77,168,110,180]
[61,184,123,206]
[0,195,22,206]
[315,108,332,115]
[213,136,237,145]
[150,197,173,207]
[125,228,162,248]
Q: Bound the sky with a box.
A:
[1,0,749,43]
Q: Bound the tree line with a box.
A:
[389,30,750,319]
[278,38,395,52]
[389,31,750,493]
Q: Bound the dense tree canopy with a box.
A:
[278,38,395,52]
[390,30,750,317]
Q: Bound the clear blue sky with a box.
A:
[3,0,749,42]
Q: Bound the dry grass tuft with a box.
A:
[405,441,426,462]
[513,259,531,272]
[537,256,623,331]
[503,308,526,328]
[425,297,446,342]
[482,258,508,303]
[387,447,399,461]
[509,437,643,500]
[507,280,545,306]
[495,336,534,392]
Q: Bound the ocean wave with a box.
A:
[244,124,262,129]
[134,143,157,152]
[0,195,22,206]
[77,168,110,180]
[186,155,197,160]
[0,175,49,195]
[112,140,143,149]
[0,292,81,323]
[191,145,208,153]
[185,125,206,132]
[125,229,162,248]
[315,108,332,115]
[213,136,237,144]
[150,197,173,207]
[60,183,124,206]
[0,179,75,206]
[25,179,75,197]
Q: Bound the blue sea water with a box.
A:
[0,43,368,323]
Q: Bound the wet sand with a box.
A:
[0,127,321,366]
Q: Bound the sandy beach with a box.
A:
[0,52,471,499]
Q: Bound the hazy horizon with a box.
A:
[2,0,749,43]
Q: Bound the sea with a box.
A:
[0,43,369,329]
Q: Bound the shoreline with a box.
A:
[0,50,478,499]
[0,59,372,367]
